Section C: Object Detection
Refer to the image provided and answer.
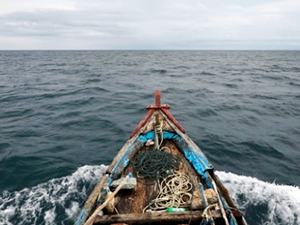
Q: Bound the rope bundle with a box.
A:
[144,171,193,212]
[133,150,180,179]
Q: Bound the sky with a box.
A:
[0,0,300,50]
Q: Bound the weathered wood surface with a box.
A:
[106,139,145,178]
[94,210,222,224]
[106,138,137,175]
[211,173,248,225]
[76,92,249,225]
[107,112,170,177]
[211,173,236,209]
[163,140,203,188]
[75,174,109,225]
[142,111,175,134]
[130,109,155,138]
[114,139,203,214]
[84,176,129,225]
[85,174,109,210]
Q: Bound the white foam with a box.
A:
[216,171,300,225]
[1,166,299,225]
[0,165,108,225]
[44,208,56,225]
[65,201,80,218]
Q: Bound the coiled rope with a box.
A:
[133,150,180,179]
[144,171,193,212]
[136,119,193,212]
[154,122,172,153]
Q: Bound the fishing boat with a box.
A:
[75,90,248,225]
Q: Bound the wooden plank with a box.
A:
[75,174,109,225]
[130,109,154,138]
[210,179,229,225]
[94,210,222,224]
[161,108,185,133]
[115,176,150,214]
[106,138,137,174]
[117,148,160,214]
[84,176,130,225]
[212,173,248,225]
[211,173,236,209]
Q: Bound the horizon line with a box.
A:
[1,49,300,51]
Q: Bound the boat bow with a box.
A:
[75,90,248,225]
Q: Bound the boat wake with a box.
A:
[0,165,108,225]
[0,166,299,225]
[216,171,300,225]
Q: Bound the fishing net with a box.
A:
[133,150,180,179]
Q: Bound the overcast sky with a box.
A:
[0,0,299,50]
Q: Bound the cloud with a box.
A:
[0,0,299,49]
[0,0,76,16]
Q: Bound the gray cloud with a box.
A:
[0,0,299,49]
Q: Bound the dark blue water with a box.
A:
[1,50,300,225]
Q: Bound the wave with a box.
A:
[199,71,216,76]
[1,166,299,225]
[289,82,300,87]
[0,165,108,225]
[216,171,300,225]
[150,69,167,74]
[223,83,238,88]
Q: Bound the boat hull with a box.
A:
[75,91,247,225]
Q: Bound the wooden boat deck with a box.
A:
[92,138,239,225]
[94,210,223,225]
[75,91,248,225]
[113,140,205,214]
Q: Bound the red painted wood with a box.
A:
[146,104,170,110]
[155,90,161,106]
[130,109,154,138]
[161,108,185,133]
[131,90,185,137]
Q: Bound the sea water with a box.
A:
[1,50,300,224]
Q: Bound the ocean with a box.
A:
[0,50,299,225]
